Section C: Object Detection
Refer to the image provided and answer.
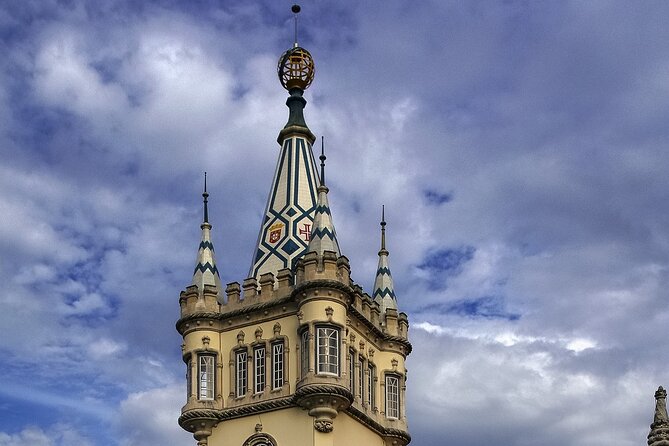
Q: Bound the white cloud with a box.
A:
[0,425,93,446]
[118,385,192,446]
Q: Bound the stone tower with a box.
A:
[176,6,411,446]
[648,386,669,446]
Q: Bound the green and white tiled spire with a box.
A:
[192,173,222,295]
[249,37,320,279]
[373,206,398,314]
[306,139,340,256]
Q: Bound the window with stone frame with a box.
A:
[198,354,215,400]
[271,341,284,390]
[316,326,339,375]
[385,374,400,419]
[300,329,309,378]
[358,355,365,403]
[235,350,248,397]
[186,357,192,399]
[242,432,278,446]
[368,363,375,409]
[254,346,266,394]
[348,350,355,391]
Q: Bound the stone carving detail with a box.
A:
[648,386,669,446]
[273,322,281,336]
[314,419,333,433]
[655,386,668,424]
[255,327,263,340]
[237,331,245,345]
[325,306,334,318]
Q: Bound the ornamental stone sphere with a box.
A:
[277,46,315,91]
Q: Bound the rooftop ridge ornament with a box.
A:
[278,4,315,91]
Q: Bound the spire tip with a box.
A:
[320,136,326,186]
[380,205,387,251]
[202,172,209,224]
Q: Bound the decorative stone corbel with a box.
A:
[314,418,333,433]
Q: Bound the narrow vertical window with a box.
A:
[385,375,400,419]
[358,356,364,402]
[300,330,309,377]
[348,350,355,391]
[254,347,266,394]
[368,364,375,409]
[198,355,215,400]
[236,350,247,397]
[186,358,192,399]
[316,327,339,375]
[272,342,284,390]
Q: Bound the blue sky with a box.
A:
[1,1,668,445]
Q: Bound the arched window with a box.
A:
[315,326,340,376]
[242,432,278,446]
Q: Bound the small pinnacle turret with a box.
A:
[373,206,398,315]
[306,139,340,256]
[648,386,669,446]
[192,173,222,297]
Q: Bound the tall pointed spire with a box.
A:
[249,5,320,279]
[306,138,340,256]
[648,386,669,446]
[373,206,398,315]
[192,173,222,296]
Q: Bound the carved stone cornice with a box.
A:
[178,408,219,432]
[293,383,353,401]
[218,397,295,421]
[180,398,296,429]
[292,279,354,301]
[176,294,296,333]
[348,305,413,355]
[346,405,411,446]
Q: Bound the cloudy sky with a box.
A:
[1,1,668,445]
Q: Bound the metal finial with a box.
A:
[202,172,209,223]
[320,136,326,186]
[380,205,387,251]
[292,4,301,48]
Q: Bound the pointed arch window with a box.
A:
[368,363,376,409]
[198,355,215,400]
[358,355,365,402]
[272,341,284,389]
[316,326,339,376]
[235,350,248,397]
[385,374,400,419]
[254,346,266,394]
[348,350,355,390]
[300,330,309,378]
